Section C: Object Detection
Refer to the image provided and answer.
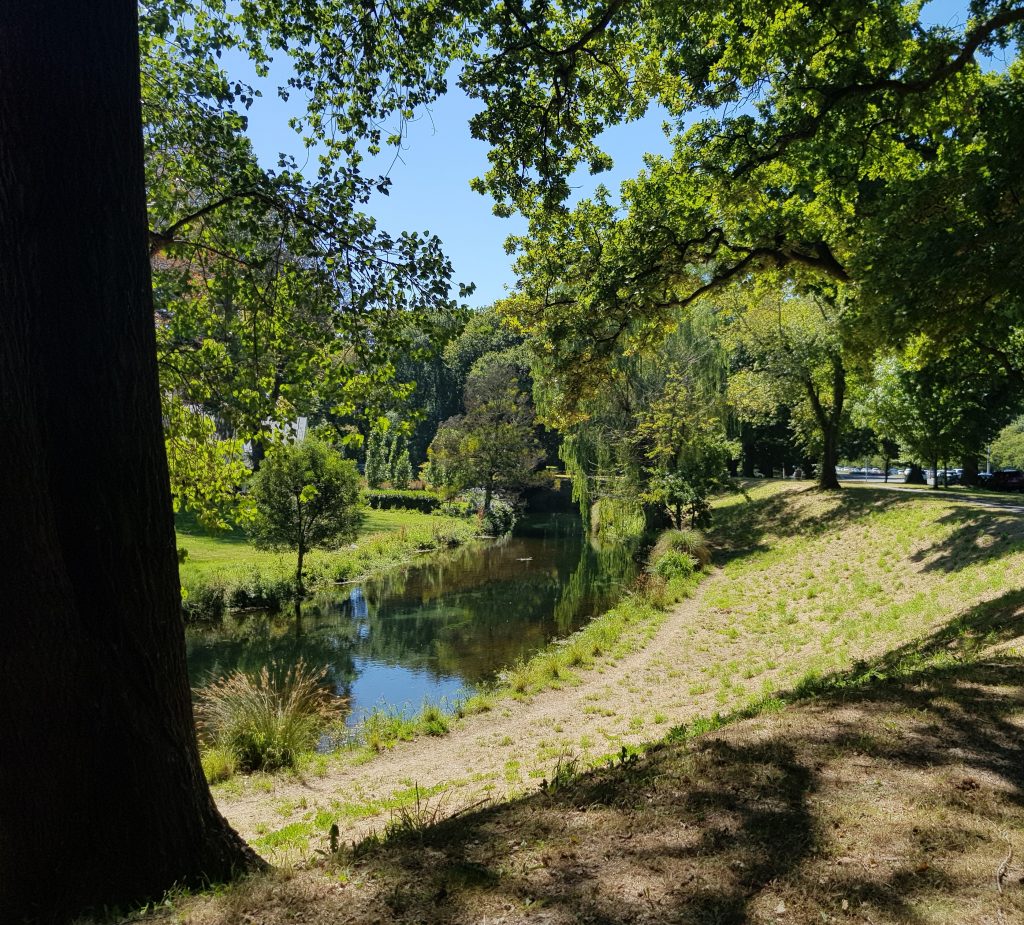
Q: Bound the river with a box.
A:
[185,514,638,723]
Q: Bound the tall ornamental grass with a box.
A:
[196,661,335,772]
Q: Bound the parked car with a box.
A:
[991,469,1024,491]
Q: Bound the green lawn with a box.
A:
[177,506,479,588]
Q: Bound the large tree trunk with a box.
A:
[0,4,260,922]
[961,454,980,486]
[818,424,842,490]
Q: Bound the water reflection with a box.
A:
[185,515,638,722]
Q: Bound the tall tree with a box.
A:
[0,2,259,920]
[720,283,848,489]
[461,1,1024,435]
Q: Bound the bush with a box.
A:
[195,661,335,772]
[228,570,295,611]
[650,549,698,581]
[181,578,227,622]
[364,488,442,513]
[650,528,711,568]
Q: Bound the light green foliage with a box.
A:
[142,1,475,517]
[992,415,1024,469]
[636,371,736,526]
[719,283,848,487]
[164,395,250,530]
[856,344,1016,476]
[249,439,363,591]
[196,662,334,772]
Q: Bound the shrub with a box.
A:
[650,549,698,581]
[650,528,711,568]
[364,488,441,513]
[181,578,227,622]
[228,570,295,611]
[195,661,335,772]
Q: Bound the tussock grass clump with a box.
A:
[200,745,237,784]
[359,701,453,751]
[650,528,711,568]
[196,660,335,772]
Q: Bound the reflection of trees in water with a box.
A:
[185,514,639,698]
[552,538,639,634]
[185,605,357,712]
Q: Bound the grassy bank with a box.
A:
[110,480,1024,923]
[177,508,479,617]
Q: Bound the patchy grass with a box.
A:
[139,654,1024,925]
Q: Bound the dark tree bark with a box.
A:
[804,354,845,491]
[961,454,980,486]
[0,4,261,922]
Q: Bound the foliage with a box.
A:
[196,661,335,772]
[719,284,848,488]
[426,359,544,512]
[143,0,476,518]
[650,529,712,570]
[856,343,1017,478]
[163,394,250,529]
[649,550,698,582]
[364,488,442,513]
[249,439,363,591]
[460,2,1024,496]
[992,415,1024,469]
[636,370,737,526]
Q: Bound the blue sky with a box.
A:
[236,0,972,309]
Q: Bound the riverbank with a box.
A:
[125,479,1024,924]
[201,481,1024,852]
[177,508,480,618]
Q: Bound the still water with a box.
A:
[185,515,638,723]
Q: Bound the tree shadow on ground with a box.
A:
[709,485,909,566]
[908,504,1024,572]
[328,651,1024,925]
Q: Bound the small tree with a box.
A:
[427,359,543,513]
[250,439,362,594]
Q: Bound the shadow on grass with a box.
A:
[333,645,1024,924]
[711,482,1024,574]
[908,504,1024,572]
[175,510,251,545]
[709,484,909,566]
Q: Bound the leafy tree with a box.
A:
[461,2,1024,463]
[144,0,473,514]
[427,359,544,514]
[720,283,849,489]
[991,415,1024,469]
[857,343,1016,486]
[636,373,736,527]
[250,440,363,593]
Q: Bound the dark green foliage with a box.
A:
[249,439,363,592]
[427,359,544,513]
[364,489,442,513]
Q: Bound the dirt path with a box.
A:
[217,571,736,849]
